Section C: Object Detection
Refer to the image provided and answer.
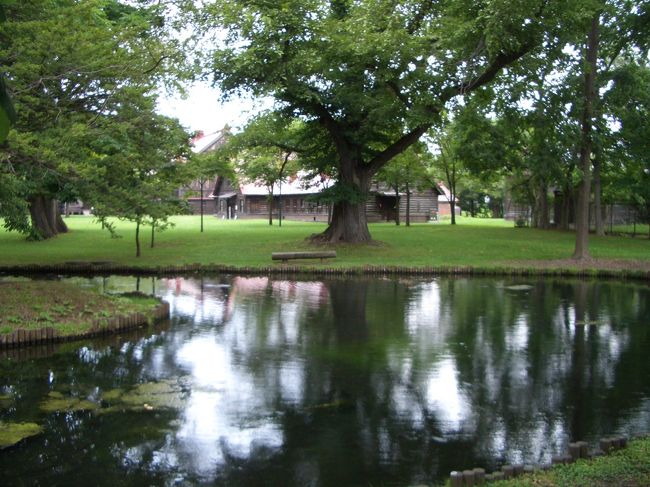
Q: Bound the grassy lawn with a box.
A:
[475,436,650,487]
[0,215,648,270]
[611,222,650,236]
[0,279,160,336]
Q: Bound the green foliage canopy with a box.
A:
[200,0,596,241]
[0,0,192,238]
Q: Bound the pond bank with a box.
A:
[0,280,169,349]
[1,260,650,281]
[459,435,650,487]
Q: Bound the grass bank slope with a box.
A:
[474,436,650,487]
[0,279,160,336]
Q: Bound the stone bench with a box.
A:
[271,251,337,263]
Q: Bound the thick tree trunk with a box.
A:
[54,210,68,234]
[29,196,55,239]
[573,14,599,260]
[536,181,550,229]
[312,167,372,243]
[316,199,372,242]
[558,186,572,230]
[28,195,67,239]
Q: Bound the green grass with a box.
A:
[0,215,648,271]
[469,436,650,487]
[610,222,650,236]
[0,280,160,336]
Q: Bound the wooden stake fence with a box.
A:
[449,435,635,485]
[0,301,170,349]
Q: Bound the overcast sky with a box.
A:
[157,81,272,135]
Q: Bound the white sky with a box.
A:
[156,81,272,135]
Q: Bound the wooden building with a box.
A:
[212,174,443,223]
[183,130,444,222]
[214,173,333,221]
[366,181,443,223]
[180,128,230,214]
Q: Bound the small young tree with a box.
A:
[187,148,234,232]
[428,121,469,225]
[239,147,296,226]
[222,113,305,226]
[78,90,191,257]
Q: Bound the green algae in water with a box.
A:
[0,394,13,410]
[101,389,124,402]
[40,391,99,413]
[100,379,186,412]
[0,422,43,450]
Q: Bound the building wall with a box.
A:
[187,198,217,215]
[212,180,440,223]
[437,201,461,217]
[216,194,331,221]
[367,188,440,223]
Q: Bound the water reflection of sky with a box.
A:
[8,274,645,485]
[152,276,650,480]
[158,277,329,478]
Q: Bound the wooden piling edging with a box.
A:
[462,470,476,486]
[450,471,463,486]
[0,301,170,350]
[1,261,650,282]
[449,435,634,485]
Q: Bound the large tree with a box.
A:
[203,0,591,243]
[0,0,189,239]
[603,61,650,238]
[0,0,14,143]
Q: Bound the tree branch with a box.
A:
[143,55,170,75]
[444,40,537,99]
[366,124,431,176]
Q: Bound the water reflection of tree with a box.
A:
[437,278,650,467]
[6,276,648,486]
[198,276,650,484]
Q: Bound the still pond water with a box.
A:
[1,275,649,486]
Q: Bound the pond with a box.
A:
[1,274,649,486]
